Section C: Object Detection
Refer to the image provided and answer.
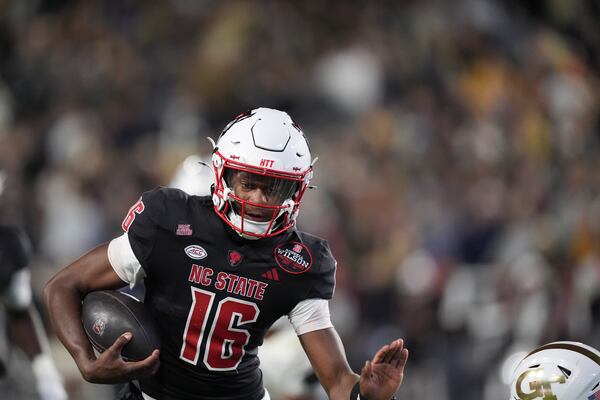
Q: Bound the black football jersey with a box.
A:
[0,225,31,292]
[123,188,336,400]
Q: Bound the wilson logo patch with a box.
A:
[274,242,313,274]
[185,245,207,260]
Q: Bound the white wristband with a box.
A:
[31,354,68,400]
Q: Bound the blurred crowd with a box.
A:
[1,0,600,399]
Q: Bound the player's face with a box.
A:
[228,170,296,221]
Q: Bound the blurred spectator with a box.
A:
[2,0,600,398]
[0,173,67,400]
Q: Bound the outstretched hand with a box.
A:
[82,332,160,384]
[359,339,409,400]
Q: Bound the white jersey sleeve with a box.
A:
[107,233,146,288]
[288,298,333,336]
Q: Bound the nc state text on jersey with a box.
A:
[188,264,268,300]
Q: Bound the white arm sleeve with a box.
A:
[1,268,32,310]
[107,233,146,288]
[288,298,333,336]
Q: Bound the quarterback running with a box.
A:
[44,108,408,400]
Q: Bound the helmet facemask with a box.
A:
[213,161,309,239]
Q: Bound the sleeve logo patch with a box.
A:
[274,242,313,274]
[176,224,194,236]
[185,245,207,260]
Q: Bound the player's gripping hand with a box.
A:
[82,332,160,384]
[359,339,409,400]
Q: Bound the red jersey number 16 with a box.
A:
[180,287,259,371]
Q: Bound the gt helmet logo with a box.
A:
[515,369,566,400]
[510,342,600,400]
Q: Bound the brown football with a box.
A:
[82,290,160,361]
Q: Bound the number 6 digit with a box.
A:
[122,199,145,232]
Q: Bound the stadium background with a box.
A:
[1,0,600,399]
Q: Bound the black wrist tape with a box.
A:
[350,382,398,400]
[350,382,362,400]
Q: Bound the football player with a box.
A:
[508,341,600,399]
[0,172,68,400]
[44,108,408,400]
[171,151,322,400]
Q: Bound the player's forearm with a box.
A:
[299,328,360,399]
[326,372,360,400]
[43,275,95,375]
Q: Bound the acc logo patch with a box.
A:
[274,242,313,274]
[93,318,106,336]
[185,245,207,260]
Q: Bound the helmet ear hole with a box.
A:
[558,366,571,377]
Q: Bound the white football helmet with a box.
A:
[211,108,314,239]
[509,341,600,400]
